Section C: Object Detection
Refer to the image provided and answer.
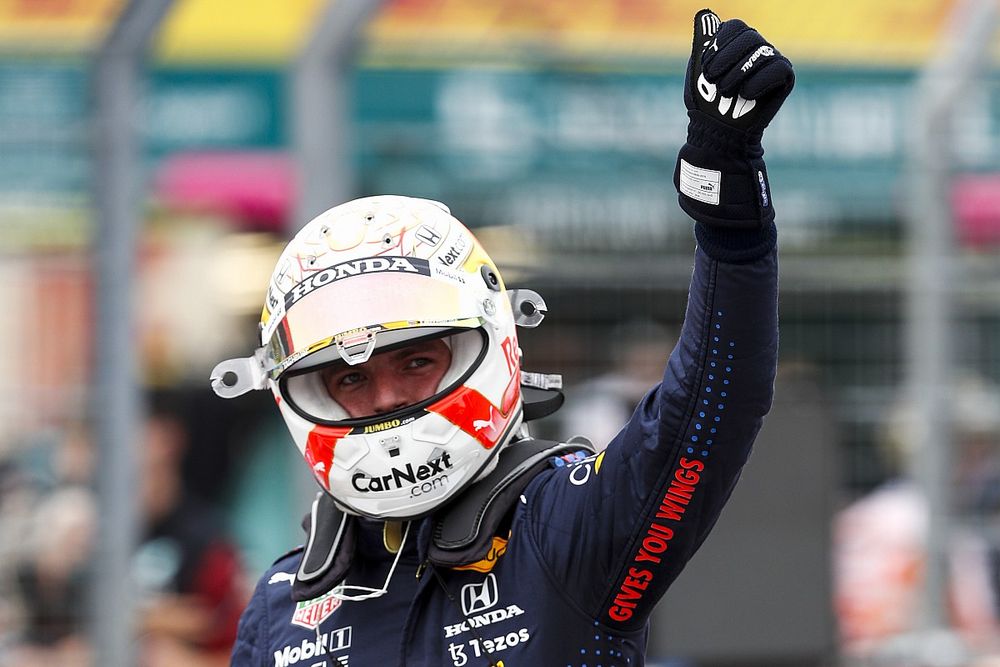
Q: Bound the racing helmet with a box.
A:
[211,195,548,520]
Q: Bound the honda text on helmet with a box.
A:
[210,196,548,520]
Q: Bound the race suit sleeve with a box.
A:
[229,573,270,667]
[523,224,778,631]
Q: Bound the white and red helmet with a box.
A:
[211,195,547,520]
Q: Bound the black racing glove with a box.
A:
[673,9,794,232]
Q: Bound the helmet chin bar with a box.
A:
[210,347,270,399]
[508,289,547,328]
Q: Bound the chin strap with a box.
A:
[329,522,411,601]
[291,438,596,603]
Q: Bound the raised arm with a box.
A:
[523,9,794,630]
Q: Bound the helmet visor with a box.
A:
[280,327,488,424]
[264,258,482,375]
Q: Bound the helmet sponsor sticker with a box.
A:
[351,452,454,495]
[432,263,468,285]
[261,297,286,349]
[429,384,520,450]
[291,590,343,630]
[436,232,471,269]
[473,406,500,435]
[305,425,351,488]
[356,418,403,435]
[284,256,430,310]
[416,224,444,247]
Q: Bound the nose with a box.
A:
[371,378,409,415]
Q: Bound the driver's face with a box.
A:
[321,339,452,418]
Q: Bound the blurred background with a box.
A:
[0,0,999,665]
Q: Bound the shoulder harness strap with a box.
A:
[428,437,595,567]
[291,437,596,601]
[292,493,355,602]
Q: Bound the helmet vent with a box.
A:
[379,435,401,457]
[479,265,501,292]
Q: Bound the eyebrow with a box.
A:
[323,341,445,379]
[387,341,443,361]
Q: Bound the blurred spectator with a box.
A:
[133,395,248,666]
[559,320,675,450]
[1,422,95,666]
[834,375,1000,658]
[3,394,248,666]
[7,485,96,666]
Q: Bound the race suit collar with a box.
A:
[291,437,595,603]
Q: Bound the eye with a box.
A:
[405,357,432,370]
[337,371,365,386]
[323,367,365,392]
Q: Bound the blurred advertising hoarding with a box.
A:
[0,0,120,53]
[1,0,996,254]
[353,66,1000,249]
[1,63,998,251]
[148,0,969,67]
[0,0,969,64]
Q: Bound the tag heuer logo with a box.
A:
[292,591,343,630]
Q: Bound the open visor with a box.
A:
[265,265,485,376]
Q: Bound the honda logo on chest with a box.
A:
[461,573,499,616]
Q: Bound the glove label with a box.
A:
[758,170,770,208]
[678,159,721,205]
[741,45,775,73]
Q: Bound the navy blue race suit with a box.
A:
[230,233,778,667]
